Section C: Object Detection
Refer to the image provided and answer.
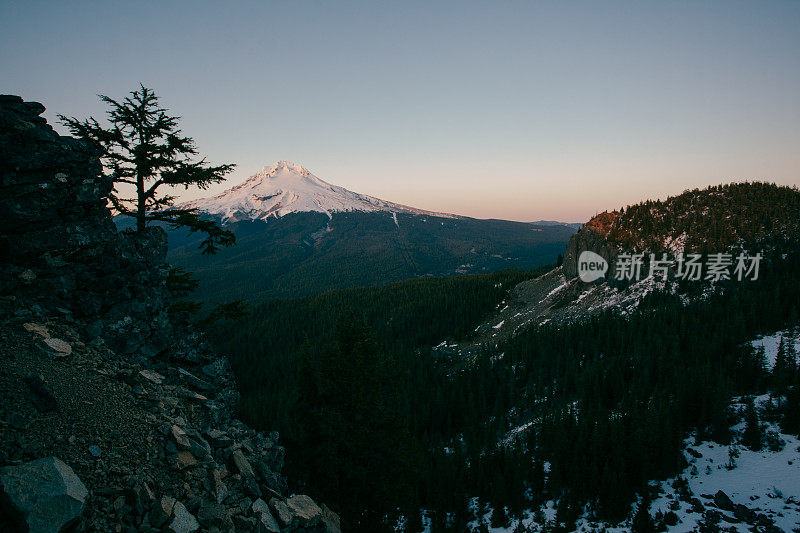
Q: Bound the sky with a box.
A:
[2,1,799,222]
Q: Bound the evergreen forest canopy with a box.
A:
[592,182,800,254]
[206,238,800,531]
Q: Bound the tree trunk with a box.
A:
[136,167,145,233]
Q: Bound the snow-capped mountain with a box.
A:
[182,161,455,223]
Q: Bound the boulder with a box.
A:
[0,457,88,533]
[285,494,323,528]
[252,498,281,533]
[177,367,212,392]
[686,448,703,459]
[171,425,191,450]
[149,495,176,528]
[175,451,197,470]
[42,337,71,356]
[169,500,200,533]
[23,323,49,338]
[209,468,228,505]
[231,449,255,479]
[320,503,342,533]
[714,490,735,512]
[268,498,294,528]
[184,429,211,459]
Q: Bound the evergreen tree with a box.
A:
[772,337,794,391]
[742,399,763,451]
[60,85,236,254]
[631,491,655,533]
[489,506,510,529]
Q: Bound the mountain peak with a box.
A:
[265,160,310,176]
[182,162,457,223]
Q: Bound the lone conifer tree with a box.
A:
[59,85,235,254]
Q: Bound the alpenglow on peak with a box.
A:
[180,161,456,223]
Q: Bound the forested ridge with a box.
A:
[589,182,800,253]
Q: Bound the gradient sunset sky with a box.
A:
[2,1,799,221]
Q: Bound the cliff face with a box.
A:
[0,96,339,533]
[0,94,173,357]
[562,220,618,280]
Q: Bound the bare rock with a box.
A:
[268,498,294,528]
[321,503,342,533]
[24,373,57,412]
[231,449,255,479]
[42,337,71,356]
[286,494,323,529]
[252,498,280,533]
[169,500,200,533]
[0,457,88,533]
[149,495,176,528]
[714,490,735,512]
[171,425,191,450]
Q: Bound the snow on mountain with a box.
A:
[181,161,457,223]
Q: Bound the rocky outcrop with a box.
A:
[562,223,619,280]
[0,96,339,531]
[0,94,172,357]
[0,456,88,533]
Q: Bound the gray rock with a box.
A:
[149,495,176,528]
[286,494,323,528]
[0,457,88,533]
[177,367,212,391]
[233,515,256,530]
[88,444,102,457]
[171,425,191,450]
[184,430,211,459]
[242,475,262,498]
[268,498,294,528]
[231,449,255,478]
[714,490,735,512]
[209,468,228,504]
[205,429,234,449]
[24,373,57,412]
[42,337,71,356]
[252,498,281,533]
[562,222,618,280]
[175,451,198,470]
[169,500,200,533]
[321,503,342,533]
[138,369,165,385]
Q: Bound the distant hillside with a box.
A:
[164,211,575,304]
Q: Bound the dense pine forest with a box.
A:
[205,236,800,531]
